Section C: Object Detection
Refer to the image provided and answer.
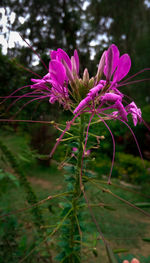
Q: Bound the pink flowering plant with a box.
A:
[1,44,150,263]
[30,44,146,262]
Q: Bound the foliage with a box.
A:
[0,140,53,261]
[0,168,19,194]
[91,152,150,187]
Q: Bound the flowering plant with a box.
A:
[1,43,150,263]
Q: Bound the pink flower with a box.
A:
[73,44,141,127]
[31,48,79,109]
[71,147,90,157]
[126,102,142,126]
[72,147,78,152]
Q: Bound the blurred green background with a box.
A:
[0,0,150,262]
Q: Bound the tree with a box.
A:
[1,0,84,65]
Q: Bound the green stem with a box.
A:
[69,114,85,263]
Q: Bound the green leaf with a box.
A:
[18,154,31,163]
[113,248,129,254]
[85,171,96,179]
[142,238,150,242]
[103,205,116,211]
[92,247,98,257]
[0,172,5,180]
[7,173,20,187]
[67,182,74,191]
[64,174,75,182]
[63,165,75,173]
[55,251,66,261]
[58,240,69,248]
[134,202,150,208]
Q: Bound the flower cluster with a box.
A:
[73,44,142,126]
[31,48,79,109]
[31,44,142,127]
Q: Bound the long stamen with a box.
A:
[80,113,94,181]
[20,34,49,71]
[120,119,144,162]
[142,119,150,132]
[14,62,42,78]
[0,119,55,124]
[120,68,150,84]
[101,112,144,164]
[6,90,42,113]
[119,78,150,87]
[11,95,49,119]
[96,113,115,184]
[0,85,30,105]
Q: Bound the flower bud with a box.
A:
[71,56,78,77]
[83,68,89,86]
[88,77,94,89]
[96,51,106,83]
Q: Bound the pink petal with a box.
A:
[49,96,57,104]
[111,44,120,74]
[50,50,57,60]
[88,84,103,97]
[31,78,41,83]
[57,48,72,70]
[104,44,120,80]
[97,51,106,76]
[113,54,131,82]
[104,45,113,81]
[101,93,122,102]
[74,96,91,114]
[49,60,66,86]
[72,147,78,152]
[115,100,128,121]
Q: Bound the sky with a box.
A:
[0,7,26,55]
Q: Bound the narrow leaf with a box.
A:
[113,248,129,254]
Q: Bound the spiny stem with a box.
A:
[69,114,85,263]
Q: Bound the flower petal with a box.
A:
[57,48,72,70]
[74,96,91,114]
[49,60,66,86]
[115,100,128,121]
[113,54,131,82]
[50,50,57,60]
[104,44,120,81]
[104,45,113,81]
[111,44,120,74]
[101,93,122,102]
[88,83,104,97]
